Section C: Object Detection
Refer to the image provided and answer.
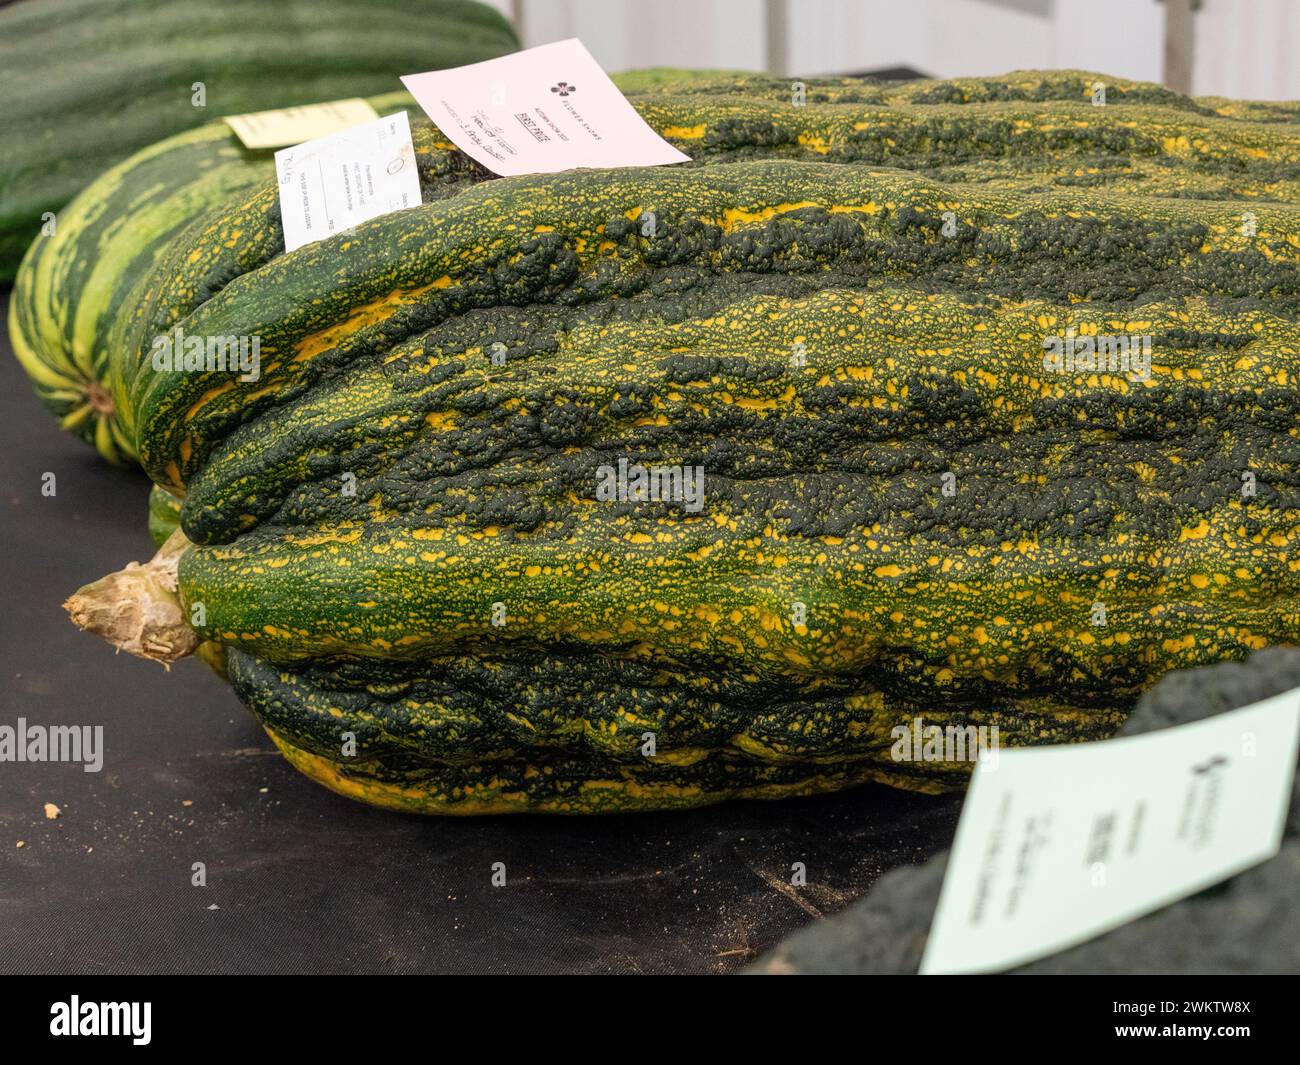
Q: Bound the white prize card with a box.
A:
[920,688,1300,974]
[274,111,422,253]
[401,38,691,176]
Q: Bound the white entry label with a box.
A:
[274,111,422,254]
[920,687,1300,974]
[400,38,691,176]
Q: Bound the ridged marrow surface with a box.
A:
[106,72,1300,813]
[19,65,1300,461]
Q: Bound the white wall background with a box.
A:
[1194,0,1300,100]
[481,0,1300,100]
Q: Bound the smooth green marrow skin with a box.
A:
[9,92,419,464]
[0,0,519,280]
[10,123,270,465]
[148,486,183,548]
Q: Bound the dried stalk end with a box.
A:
[64,530,198,667]
[85,381,115,414]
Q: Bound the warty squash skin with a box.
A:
[18,69,1300,462]
[235,649,1119,814]
[126,160,1300,495]
[111,93,1300,447]
[68,71,1300,813]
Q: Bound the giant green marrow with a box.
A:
[68,71,1300,814]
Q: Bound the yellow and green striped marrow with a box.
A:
[17,68,1300,463]
[9,91,425,464]
[89,139,1300,813]
[62,70,1300,813]
[0,0,519,282]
